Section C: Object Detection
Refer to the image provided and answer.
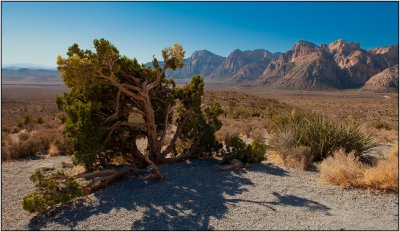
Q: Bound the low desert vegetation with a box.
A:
[22,169,84,213]
[2,114,71,161]
[5,38,395,216]
[362,143,399,192]
[268,110,375,170]
[319,144,398,192]
[219,134,267,164]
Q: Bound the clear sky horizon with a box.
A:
[2,1,399,67]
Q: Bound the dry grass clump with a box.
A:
[2,122,72,160]
[17,130,30,141]
[268,131,314,170]
[363,144,398,192]
[319,149,366,188]
[48,143,60,157]
[365,125,398,143]
[249,127,266,142]
[51,134,72,156]
[319,145,399,192]
[4,134,51,160]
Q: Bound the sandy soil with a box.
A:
[1,156,398,230]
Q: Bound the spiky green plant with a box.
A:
[271,110,375,161]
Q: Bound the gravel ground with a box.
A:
[2,156,398,230]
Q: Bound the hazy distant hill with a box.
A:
[2,68,62,84]
[3,63,57,71]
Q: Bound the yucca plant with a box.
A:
[271,110,375,161]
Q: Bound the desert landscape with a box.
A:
[2,1,399,231]
[2,82,398,230]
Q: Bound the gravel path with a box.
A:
[2,156,398,230]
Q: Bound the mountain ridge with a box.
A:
[4,39,399,90]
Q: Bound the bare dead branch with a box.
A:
[161,109,192,157]
[159,104,172,146]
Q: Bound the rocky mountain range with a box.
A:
[160,39,398,90]
[4,39,399,90]
[258,39,398,89]
[163,49,281,82]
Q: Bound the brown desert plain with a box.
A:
[1,82,399,230]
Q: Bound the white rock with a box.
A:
[38,162,55,170]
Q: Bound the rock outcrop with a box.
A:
[363,64,399,91]
[209,49,280,82]
[258,39,399,89]
[167,50,225,79]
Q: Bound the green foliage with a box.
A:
[37,117,44,124]
[220,135,266,164]
[271,110,375,161]
[56,39,223,168]
[175,76,223,156]
[57,93,110,170]
[16,114,35,130]
[162,44,185,70]
[22,169,84,214]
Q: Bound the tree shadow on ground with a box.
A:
[226,192,331,215]
[28,160,329,230]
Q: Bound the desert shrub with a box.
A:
[9,136,50,159]
[52,135,72,156]
[17,114,35,130]
[3,127,71,160]
[37,117,45,124]
[366,125,398,143]
[22,169,84,214]
[48,143,60,156]
[17,130,30,141]
[373,121,391,130]
[11,126,22,133]
[362,144,398,192]
[2,132,12,160]
[271,110,374,161]
[249,128,266,142]
[6,133,51,159]
[219,135,266,164]
[319,149,366,188]
[319,145,398,192]
[269,131,314,170]
[56,112,68,124]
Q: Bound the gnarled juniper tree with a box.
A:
[56,39,223,178]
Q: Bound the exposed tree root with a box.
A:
[76,166,161,195]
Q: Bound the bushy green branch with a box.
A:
[22,169,84,214]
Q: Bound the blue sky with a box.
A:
[2,2,399,67]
